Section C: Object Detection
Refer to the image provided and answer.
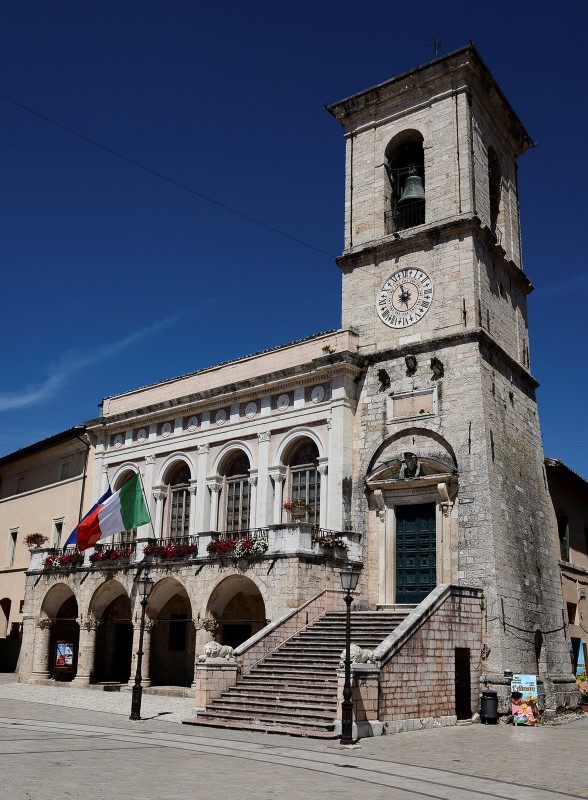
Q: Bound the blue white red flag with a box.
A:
[64,487,113,547]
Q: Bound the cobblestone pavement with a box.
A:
[0,676,587,799]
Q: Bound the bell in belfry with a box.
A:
[398,173,425,204]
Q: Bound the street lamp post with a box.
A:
[130,571,154,721]
[339,563,361,745]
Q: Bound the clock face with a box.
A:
[377,268,433,329]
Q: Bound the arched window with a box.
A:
[385,130,425,234]
[288,441,320,522]
[165,464,191,540]
[224,454,251,533]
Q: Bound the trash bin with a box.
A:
[480,690,499,724]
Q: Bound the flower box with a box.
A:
[143,542,198,560]
[43,552,84,570]
[207,537,268,558]
[89,547,133,563]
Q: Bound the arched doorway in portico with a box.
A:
[147,578,195,687]
[206,575,266,649]
[90,580,132,683]
[39,584,79,681]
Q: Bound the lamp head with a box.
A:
[339,564,360,592]
[137,571,154,599]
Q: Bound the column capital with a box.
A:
[145,454,156,465]
[153,488,165,502]
[257,431,271,443]
[198,443,210,455]
[207,478,222,493]
[269,468,286,483]
[36,618,54,630]
[78,617,102,632]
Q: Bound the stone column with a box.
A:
[31,618,54,680]
[207,480,222,531]
[318,461,329,529]
[152,489,165,539]
[270,470,286,525]
[249,472,258,529]
[100,463,110,496]
[129,618,157,688]
[141,455,156,539]
[195,445,209,531]
[72,618,102,685]
[256,432,271,528]
[188,481,198,539]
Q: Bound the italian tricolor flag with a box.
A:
[76,473,150,551]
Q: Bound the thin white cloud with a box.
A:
[0,313,188,412]
[532,273,588,299]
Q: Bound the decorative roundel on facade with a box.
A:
[245,401,257,419]
[215,409,227,425]
[161,422,172,438]
[277,394,290,412]
[187,416,198,431]
[377,268,433,329]
[113,434,123,449]
[136,428,147,443]
[311,385,325,404]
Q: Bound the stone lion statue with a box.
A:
[338,643,376,668]
[198,641,236,662]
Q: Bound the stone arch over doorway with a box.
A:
[365,428,459,606]
[147,577,194,687]
[206,575,266,649]
[37,583,79,681]
[89,580,132,683]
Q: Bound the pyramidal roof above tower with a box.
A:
[326,43,533,156]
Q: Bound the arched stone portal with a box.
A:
[206,575,266,649]
[90,580,132,684]
[35,584,79,681]
[147,578,195,688]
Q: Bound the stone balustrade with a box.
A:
[27,524,362,574]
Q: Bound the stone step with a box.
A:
[186,716,339,739]
[196,707,336,727]
[189,604,415,737]
[211,697,336,715]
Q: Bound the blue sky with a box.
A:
[1,2,587,476]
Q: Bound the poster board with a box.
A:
[510,674,539,725]
[54,641,75,673]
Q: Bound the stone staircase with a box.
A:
[188,607,414,737]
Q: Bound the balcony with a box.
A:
[28,524,362,574]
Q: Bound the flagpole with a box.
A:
[136,468,157,541]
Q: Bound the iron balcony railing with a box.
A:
[385,199,425,233]
[214,528,269,542]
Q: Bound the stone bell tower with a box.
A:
[327,45,576,706]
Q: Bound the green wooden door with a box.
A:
[395,503,436,604]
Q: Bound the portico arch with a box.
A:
[147,577,194,687]
[206,575,266,648]
[89,580,132,683]
[37,583,79,681]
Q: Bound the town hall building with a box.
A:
[13,45,579,735]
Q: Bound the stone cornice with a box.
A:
[337,216,533,294]
[363,327,539,392]
[86,354,366,433]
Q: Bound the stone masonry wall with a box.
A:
[378,589,483,721]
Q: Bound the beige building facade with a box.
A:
[0,428,93,670]
[14,46,580,730]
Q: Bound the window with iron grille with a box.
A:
[225,455,250,532]
[166,464,191,539]
[290,442,320,521]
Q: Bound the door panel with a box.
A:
[395,503,436,603]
